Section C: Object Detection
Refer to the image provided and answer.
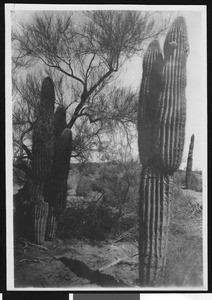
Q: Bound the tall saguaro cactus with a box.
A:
[31,77,55,244]
[138,16,189,286]
[185,134,195,189]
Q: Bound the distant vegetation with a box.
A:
[48,161,203,241]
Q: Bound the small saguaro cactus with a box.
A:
[138,16,189,286]
[52,128,72,213]
[45,106,72,240]
[31,77,55,244]
[185,134,195,189]
[45,105,68,240]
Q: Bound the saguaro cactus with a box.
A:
[138,16,189,286]
[31,77,55,244]
[185,134,195,189]
[139,166,173,285]
[154,16,189,174]
[54,105,67,137]
[31,201,49,244]
[52,128,72,213]
[46,107,72,240]
[32,77,55,183]
[138,40,163,168]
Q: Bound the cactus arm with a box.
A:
[138,40,163,168]
[155,16,189,174]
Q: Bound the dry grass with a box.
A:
[164,187,203,287]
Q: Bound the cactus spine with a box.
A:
[185,134,195,189]
[31,77,55,244]
[138,16,189,286]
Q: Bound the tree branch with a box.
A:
[13,161,32,178]
[22,143,33,161]
[87,69,114,98]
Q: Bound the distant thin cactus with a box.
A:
[185,134,195,189]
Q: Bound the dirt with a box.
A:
[14,238,139,288]
[13,182,203,289]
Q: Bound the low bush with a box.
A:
[173,170,185,188]
[58,200,118,241]
[173,170,202,192]
[76,175,95,197]
[188,172,202,192]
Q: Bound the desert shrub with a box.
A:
[75,162,99,176]
[76,175,95,196]
[172,188,202,220]
[189,172,202,192]
[67,160,141,238]
[194,169,202,176]
[173,169,202,191]
[93,160,140,207]
[13,181,33,237]
[92,179,105,194]
[119,212,138,231]
[173,170,185,188]
[58,200,117,241]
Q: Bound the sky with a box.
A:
[8,5,207,170]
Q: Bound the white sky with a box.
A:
[9,5,207,170]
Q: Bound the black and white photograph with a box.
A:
[5,4,207,290]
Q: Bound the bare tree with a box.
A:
[12,10,172,162]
